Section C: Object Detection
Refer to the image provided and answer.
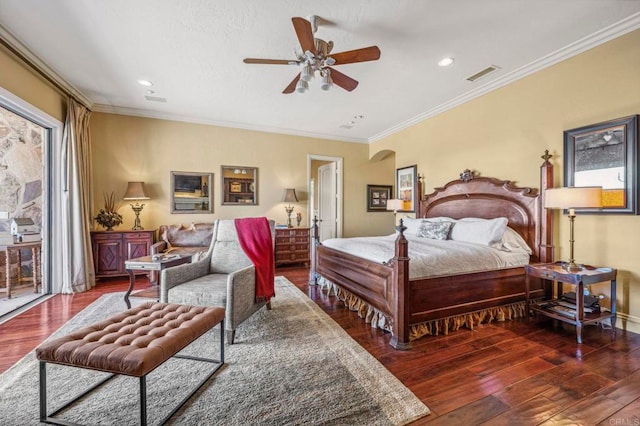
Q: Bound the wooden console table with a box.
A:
[1,241,41,299]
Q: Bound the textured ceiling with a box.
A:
[1,0,640,143]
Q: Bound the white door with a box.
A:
[318,162,337,241]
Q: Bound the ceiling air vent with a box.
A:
[145,95,167,103]
[339,124,353,130]
[466,65,501,82]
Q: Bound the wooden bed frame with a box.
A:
[310,155,554,349]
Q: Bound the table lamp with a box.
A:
[386,199,404,225]
[282,188,298,228]
[544,186,602,271]
[123,181,150,231]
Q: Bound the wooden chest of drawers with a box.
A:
[91,230,154,278]
[275,227,310,267]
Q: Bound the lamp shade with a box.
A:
[544,186,602,209]
[282,188,299,203]
[386,199,404,211]
[123,182,150,200]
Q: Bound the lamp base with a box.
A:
[285,205,294,229]
[131,203,145,231]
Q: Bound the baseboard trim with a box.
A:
[616,312,640,334]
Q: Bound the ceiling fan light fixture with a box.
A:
[301,63,314,82]
[295,79,309,93]
[320,70,333,91]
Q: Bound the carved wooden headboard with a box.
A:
[417,159,554,264]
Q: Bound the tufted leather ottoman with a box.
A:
[36,302,225,426]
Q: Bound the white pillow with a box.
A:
[500,227,533,254]
[450,217,508,248]
[400,217,421,236]
[425,216,456,223]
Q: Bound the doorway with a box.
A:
[0,87,60,319]
[307,154,343,242]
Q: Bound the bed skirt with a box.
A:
[316,276,527,341]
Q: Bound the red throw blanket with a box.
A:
[234,217,275,302]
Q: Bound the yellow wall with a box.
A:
[0,45,66,121]
[90,113,395,238]
[371,29,640,333]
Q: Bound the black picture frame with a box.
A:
[396,165,417,212]
[564,115,639,214]
[367,184,392,212]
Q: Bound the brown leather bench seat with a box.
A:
[36,302,225,425]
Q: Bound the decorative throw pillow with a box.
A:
[450,217,508,247]
[417,221,453,240]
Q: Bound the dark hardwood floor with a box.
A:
[1,266,639,425]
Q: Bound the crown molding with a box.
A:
[369,12,640,144]
[91,104,368,144]
[0,24,93,108]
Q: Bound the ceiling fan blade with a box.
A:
[328,67,358,92]
[292,17,316,54]
[330,46,381,65]
[283,73,301,94]
[243,58,297,65]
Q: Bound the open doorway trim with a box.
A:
[307,154,343,239]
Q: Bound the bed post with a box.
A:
[415,174,424,218]
[539,150,554,263]
[390,219,411,350]
[309,216,320,285]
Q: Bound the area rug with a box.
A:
[0,276,430,425]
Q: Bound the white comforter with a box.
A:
[321,234,530,279]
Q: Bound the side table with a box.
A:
[124,255,191,308]
[1,241,41,299]
[525,261,617,344]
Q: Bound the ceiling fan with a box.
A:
[243,15,381,94]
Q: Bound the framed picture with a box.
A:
[170,171,213,214]
[367,184,392,212]
[221,165,258,205]
[564,115,639,214]
[396,165,417,212]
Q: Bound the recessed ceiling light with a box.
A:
[437,57,454,67]
[137,79,153,87]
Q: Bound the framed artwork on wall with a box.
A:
[170,171,213,214]
[564,115,639,214]
[221,166,258,205]
[366,184,392,212]
[396,165,417,212]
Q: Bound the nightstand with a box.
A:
[525,262,617,343]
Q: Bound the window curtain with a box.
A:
[56,97,95,293]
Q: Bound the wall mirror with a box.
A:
[564,115,638,214]
[171,171,213,213]
[221,166,258,205]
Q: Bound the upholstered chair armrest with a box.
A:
[225,265,257,327]
[151,241,167,255]
[160,256,212,302]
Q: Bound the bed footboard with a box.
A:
[315,226,412,349]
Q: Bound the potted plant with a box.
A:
[94,191,123,231]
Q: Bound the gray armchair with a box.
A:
[160,219,274,344]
